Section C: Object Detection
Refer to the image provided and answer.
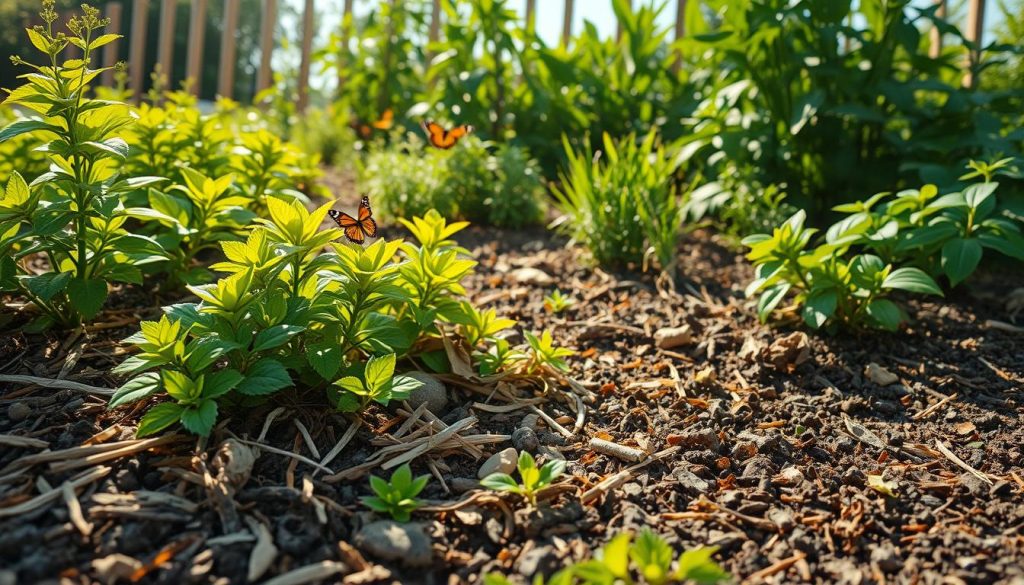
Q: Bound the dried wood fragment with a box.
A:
[582,447,679,504]
[589,438,645,462]
[293,419,321,460]
[0,466,110,518]
[0,374,114,396]
[260,561,347,585]
[742,551,807,584]
[0,434,49,449]
[62,480,93,536]
[246,516,277,582]
[319,419,360,470]
[935,440,993,485]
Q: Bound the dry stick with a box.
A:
[589,438,645,463]
[529,405,574,439]
[260,561,347,585]
[742,551,807,584]
[913,392,958,420]
[985,319,1024,333]
[48,435,183,473]
[0,374,114,396]
[234,438,334,475]
[394,403,428,438]
[3,435,180,475]
[319,420,360,470]
[258,407,287,442]
[381,417,478,470]
[582,447,679,504]
[935,440,994,485]
[293,419,321,460]
[0,434,49,449]
[61,481,93,536]
[0,466,110,518]
[471,400,544,413]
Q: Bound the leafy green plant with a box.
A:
[481,450,565,507]
[553,132,682,275]
[543,290,575,314]
[362,463,429,522]
[483,528,729,585]
[331,353,422,412]
[0,2,166,329]
[524,330,574,374]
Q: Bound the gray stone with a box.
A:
[354,521,432,568]
[404,372,448,415]
[511,427,539,452]
[478,447,518,479]
[517,545,558,577]
[654,325,693,349]
[673,467,711,495]
[7,402,31,422]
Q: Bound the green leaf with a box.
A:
[0,119,62,143]
[162,369,196,402]
[865,299,902,331]
[364,353,396,392]
[601,533,632,578]
[388,374,423,403]
[236,358,292,396]
[306,341,342,380]
[136,402,184,437]
[676,547,730,585]
[203,369,243,399]
[941,238,983,287]
[334,376,366,396]
[66,278,107,320]
[756,283,791,322]
[251,324,306,352]
[22,271,71,302]
[882,268,943,296]
[108,372,161,409]
[480,473,520,492]
[180,400,218,436]
[802,288,837,329]
[976,231,1024,261]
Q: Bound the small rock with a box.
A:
[450,477,481,493]
[773,466,804,487]
[114,469,139,492]
[865,362,899,386]
[654,325,693,349]
[959,472,986,496]
[405,372,448,415]
[517,544,557,577]
[675,429,720,452]
[732,441,757,460]
[622,482,643,497]
[741,455,776,480]
[92,554,143,585]
[737,336,764,362]
[870,543,902,574]
[510,267,554,286]
[841,467,867,487]
[990,480,1013,497]
[768,507,795,532]
[7,402,31,422]
[673,467,711,495]
[511,427,539,452]
[519,414,540,430]
[354,521,432,568]
[737,501,768,515]
[478,447,518,479]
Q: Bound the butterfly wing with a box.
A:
[356,196,378,238]
[421,120,449,148]
[372,108,394,130]
[328,209,366,244]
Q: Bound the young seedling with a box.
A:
[543,289,575,314]
[524,330,574,374]
[481,451,565,506]
[361,463,429,522]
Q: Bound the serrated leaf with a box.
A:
[180,400,218,436]
[108,372,161,409]
[136,402,184,437]
[236,358,292,396]
[251,324,306,352]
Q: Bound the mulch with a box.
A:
[1,220,1022,585]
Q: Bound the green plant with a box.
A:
[331,353,422,412]
[0,3,166,329]
[483,528,729,585]
[481,450,565,506]
[361,463,429,522]
[524,330,574,374]
[543,289,575,314]
[553,132,682,275]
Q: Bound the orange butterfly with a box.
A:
[352,109,394,139]
[328,196,378,244]
[421,120,474,149]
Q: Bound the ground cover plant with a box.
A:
[1,1,1024,584]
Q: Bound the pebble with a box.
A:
[354,521,433,567]
[865,362,899,386]
[450,478,481,493]
[654,325,693,349]
[509,267,554,286]
[959,472,987,496]
[478,447,518,479]
[675,429,720,452]
[511,427,539,452]
[673,467,711,495]
[517,544,557,577]
[741,455,776,480]
[732,441,757,460]
[7,402,31,422]
[519,414,540,430]
[773,466,804,487]
[841,467,867,487]
[0,570,14,585]
[404,372,448,415]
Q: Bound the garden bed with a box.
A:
[2,221,1022,584]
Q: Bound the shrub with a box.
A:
[553,132,683,276]
[361,134,545,228]
[110,209,574,437]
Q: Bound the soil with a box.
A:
[1,211,1023,584]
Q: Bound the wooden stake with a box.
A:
[101,2,123,86]
[296,0,314,111]
[128,0,149,102]
[964,0,986,88]
[256,0,276,94]
[929,0,946,59]
[156,0,177,88]
[562,0,574,48]
[672,0,686,73]
[185,0,207,95]
[218,0,240,98]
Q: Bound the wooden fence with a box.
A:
[84,0,987,107]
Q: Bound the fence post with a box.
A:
[297,0,314,112]
[101,2,123,86]
[185,0,206,95]
[561,0,574,47]
[129,0,149,102]
[156,0,177,90]
[929,0,946,58]
[964,0,985,88]
[218,0,240,98]
[672,0,686,73]
[256,0,277,94]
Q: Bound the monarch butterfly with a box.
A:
[352,109,394,139]
[328,196,378,244]
[421,120,473,149]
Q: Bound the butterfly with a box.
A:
[421,120,474,149]
[328,196,378,244]
[352,109,394,139]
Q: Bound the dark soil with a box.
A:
[2,219,1023,585]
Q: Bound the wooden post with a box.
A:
[616,0,631,42]
[672,0,686,73]
[256,0,277,94]
[964,0,986,88]
[297,0,314,111]
[337,0,354,99]
[561,0,574,48]
[929,0,946,59]
[525,0,536,34]
[428,0,441,60]
[101,2,123,86]
[129,0,149,102]
[218,0,240,98]
[185,0,207,95]
[156,0,176,90]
